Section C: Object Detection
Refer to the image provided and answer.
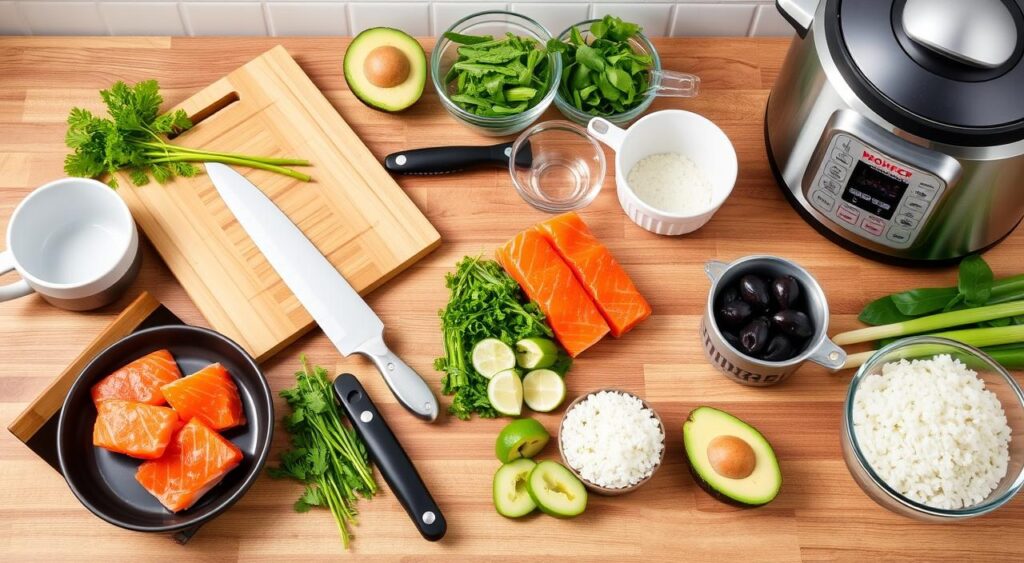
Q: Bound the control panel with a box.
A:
[805,133,946,249]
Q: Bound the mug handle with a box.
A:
[587,117,628,151]
[0,250,33,302]
[650,70,701,98]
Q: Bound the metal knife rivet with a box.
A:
[386,362,395,371]
[360,410,373,423]
[504,147,512,157]
[424,402,433,412]
[395,155,407,166]
[422,511,436,525]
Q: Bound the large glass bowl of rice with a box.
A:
[842,337,1024,521]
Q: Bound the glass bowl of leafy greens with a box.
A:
[552,16,700,127]
[431,11,562,136]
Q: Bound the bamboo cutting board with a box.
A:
[114,46,441,361]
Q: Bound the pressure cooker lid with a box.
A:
[829,0,1024,145]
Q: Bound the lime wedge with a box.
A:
[487,369,523,416]
[495,418,550,462]
[515,337,558,369]
[472,338,516,379]
[522,369,566,413]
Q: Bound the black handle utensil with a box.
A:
[332,373,446,542]
[384,141,532,175]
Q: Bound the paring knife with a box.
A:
[384,141,533,175]
[205,163,439,421]
[332,373,446,541]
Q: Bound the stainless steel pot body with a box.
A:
[766,2,1024,263]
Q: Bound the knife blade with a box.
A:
[205,163,439,421]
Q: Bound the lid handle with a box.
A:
[903,0,1019,69]
[776,0,818,37]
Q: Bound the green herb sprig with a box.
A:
[64,80,311,188]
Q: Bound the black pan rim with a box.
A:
[55,324,274,533]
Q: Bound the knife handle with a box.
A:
[384,142,526,174]
[332,374,447,542]
[355,336,439,422]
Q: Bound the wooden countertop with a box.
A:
[1,37,1023,561]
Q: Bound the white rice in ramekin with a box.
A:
[852,354,1011,510]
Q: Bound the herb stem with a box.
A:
[145,153,312,181]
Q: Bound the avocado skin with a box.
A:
[343,27,426,113]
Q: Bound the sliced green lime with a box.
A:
[522,369,566,413]
[495,418,550,462]
[487,369,523,416]
[472,338,516,379]
[515,337,558,369]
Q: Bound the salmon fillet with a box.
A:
[160,363,245,431]
[91,349,182,406]
[537,212,652,337]
[136,418,243,513]
[93,399,180,460]
[497,229,609,357]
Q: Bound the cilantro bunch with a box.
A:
[548,15,654,116]
[442,32,553,117]
[268,357,376,549]
[64,80,311,188]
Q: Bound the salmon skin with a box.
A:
[136,418,243,513]
[160,363,246,431]
[92,400,180,460]
[91,349,182,406]
[497,229,609,357]
[538,212,652,337]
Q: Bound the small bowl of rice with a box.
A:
[842,337,1024,521]
[558,389,666,495]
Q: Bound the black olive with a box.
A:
[739,275,770,311]
[717,300,753,330]
[722,330,741,350]
[739,317,770,355]
[762,334,796,361]
[717,285,739,308]
[772,309,813,339]
[771,275,801,310]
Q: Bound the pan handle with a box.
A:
[332,374,447,542]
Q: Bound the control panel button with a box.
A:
[909,185,937,201]
[886,228,912,244]
[832,149,853,167]
[820,177,842,195]
[837,136,853,153]
[904,197,929,212]
[895,208,924,222]
[860,217,885,236]
[825,162,847,181]
[837,204,860,225]
[811,190,836,213]
[894,215,919,229]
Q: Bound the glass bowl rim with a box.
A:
[508,119,606,213]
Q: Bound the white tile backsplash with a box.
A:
[2,1,787,38]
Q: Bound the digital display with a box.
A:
[841,160,908,220]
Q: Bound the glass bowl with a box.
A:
[842,337,1024,521]
[431,11,562,137]
[553,19,699,127]
[509,120,605,213]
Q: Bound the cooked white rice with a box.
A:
[560,391,664,489]
[852,354,1011,510]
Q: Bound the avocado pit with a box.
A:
[707,435,756,479]
[364,45,411,88]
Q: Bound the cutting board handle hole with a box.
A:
[168,91,240,140]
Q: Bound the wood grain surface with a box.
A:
[1,37,1023,562]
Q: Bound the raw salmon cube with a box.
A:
[93,399,180,460]
[160,363,245,431]
[91,349,182,406]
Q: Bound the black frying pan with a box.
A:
[56,325,273,533]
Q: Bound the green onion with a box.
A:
[841,324,1024,369]
[833,301,1024,346]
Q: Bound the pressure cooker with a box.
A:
[765,0,1024,264]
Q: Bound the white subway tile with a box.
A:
[99,2,186,35]
[671,4,756,37]
[0,1,29,35]
[348,2,429,35]
[591,3,673,37]
[266,2,348,36]
[750,4,794,37]
[509,2,589,37]
[431,2,506,35]
[182,2,267,36]
[20,1,107,35]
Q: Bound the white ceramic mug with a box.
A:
[0,178,141,311]
[588,110,738,235]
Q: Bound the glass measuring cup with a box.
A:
[509,120,606,213]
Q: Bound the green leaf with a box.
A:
[959,254,995,307]
[444,31,494,45]
[858,296,915,326]
[590,19,608,40]
[891,287,959,316]
[576,44,605,72]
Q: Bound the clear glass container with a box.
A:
[431,11,562,137]
[509,120,606,213]
[842,337,1024,521]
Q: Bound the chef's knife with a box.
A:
[205,163,439,421]
[384,141,532,175]
[333,373,446,541]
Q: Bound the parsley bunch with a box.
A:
[268,357,376,549]
[434,256,568,420]
[64,80,311,188]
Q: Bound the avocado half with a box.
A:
[343,27,426,112]
[682,406,782,506]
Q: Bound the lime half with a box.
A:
[487,369,523,416]
[473,338,516,379]
[515,337,558,369]
[522,369,566,413]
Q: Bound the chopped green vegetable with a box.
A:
[268,356,377,549]
[547,15,653,117]
[434,256,570,420]
[442,32,552,117]
[64,80,311,188]
[842,325,1024,369]
[834,301,1024,346]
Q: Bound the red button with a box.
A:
[861,217,884,236]
[837,204,860,225]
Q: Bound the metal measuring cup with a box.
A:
[700,255,846,386]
